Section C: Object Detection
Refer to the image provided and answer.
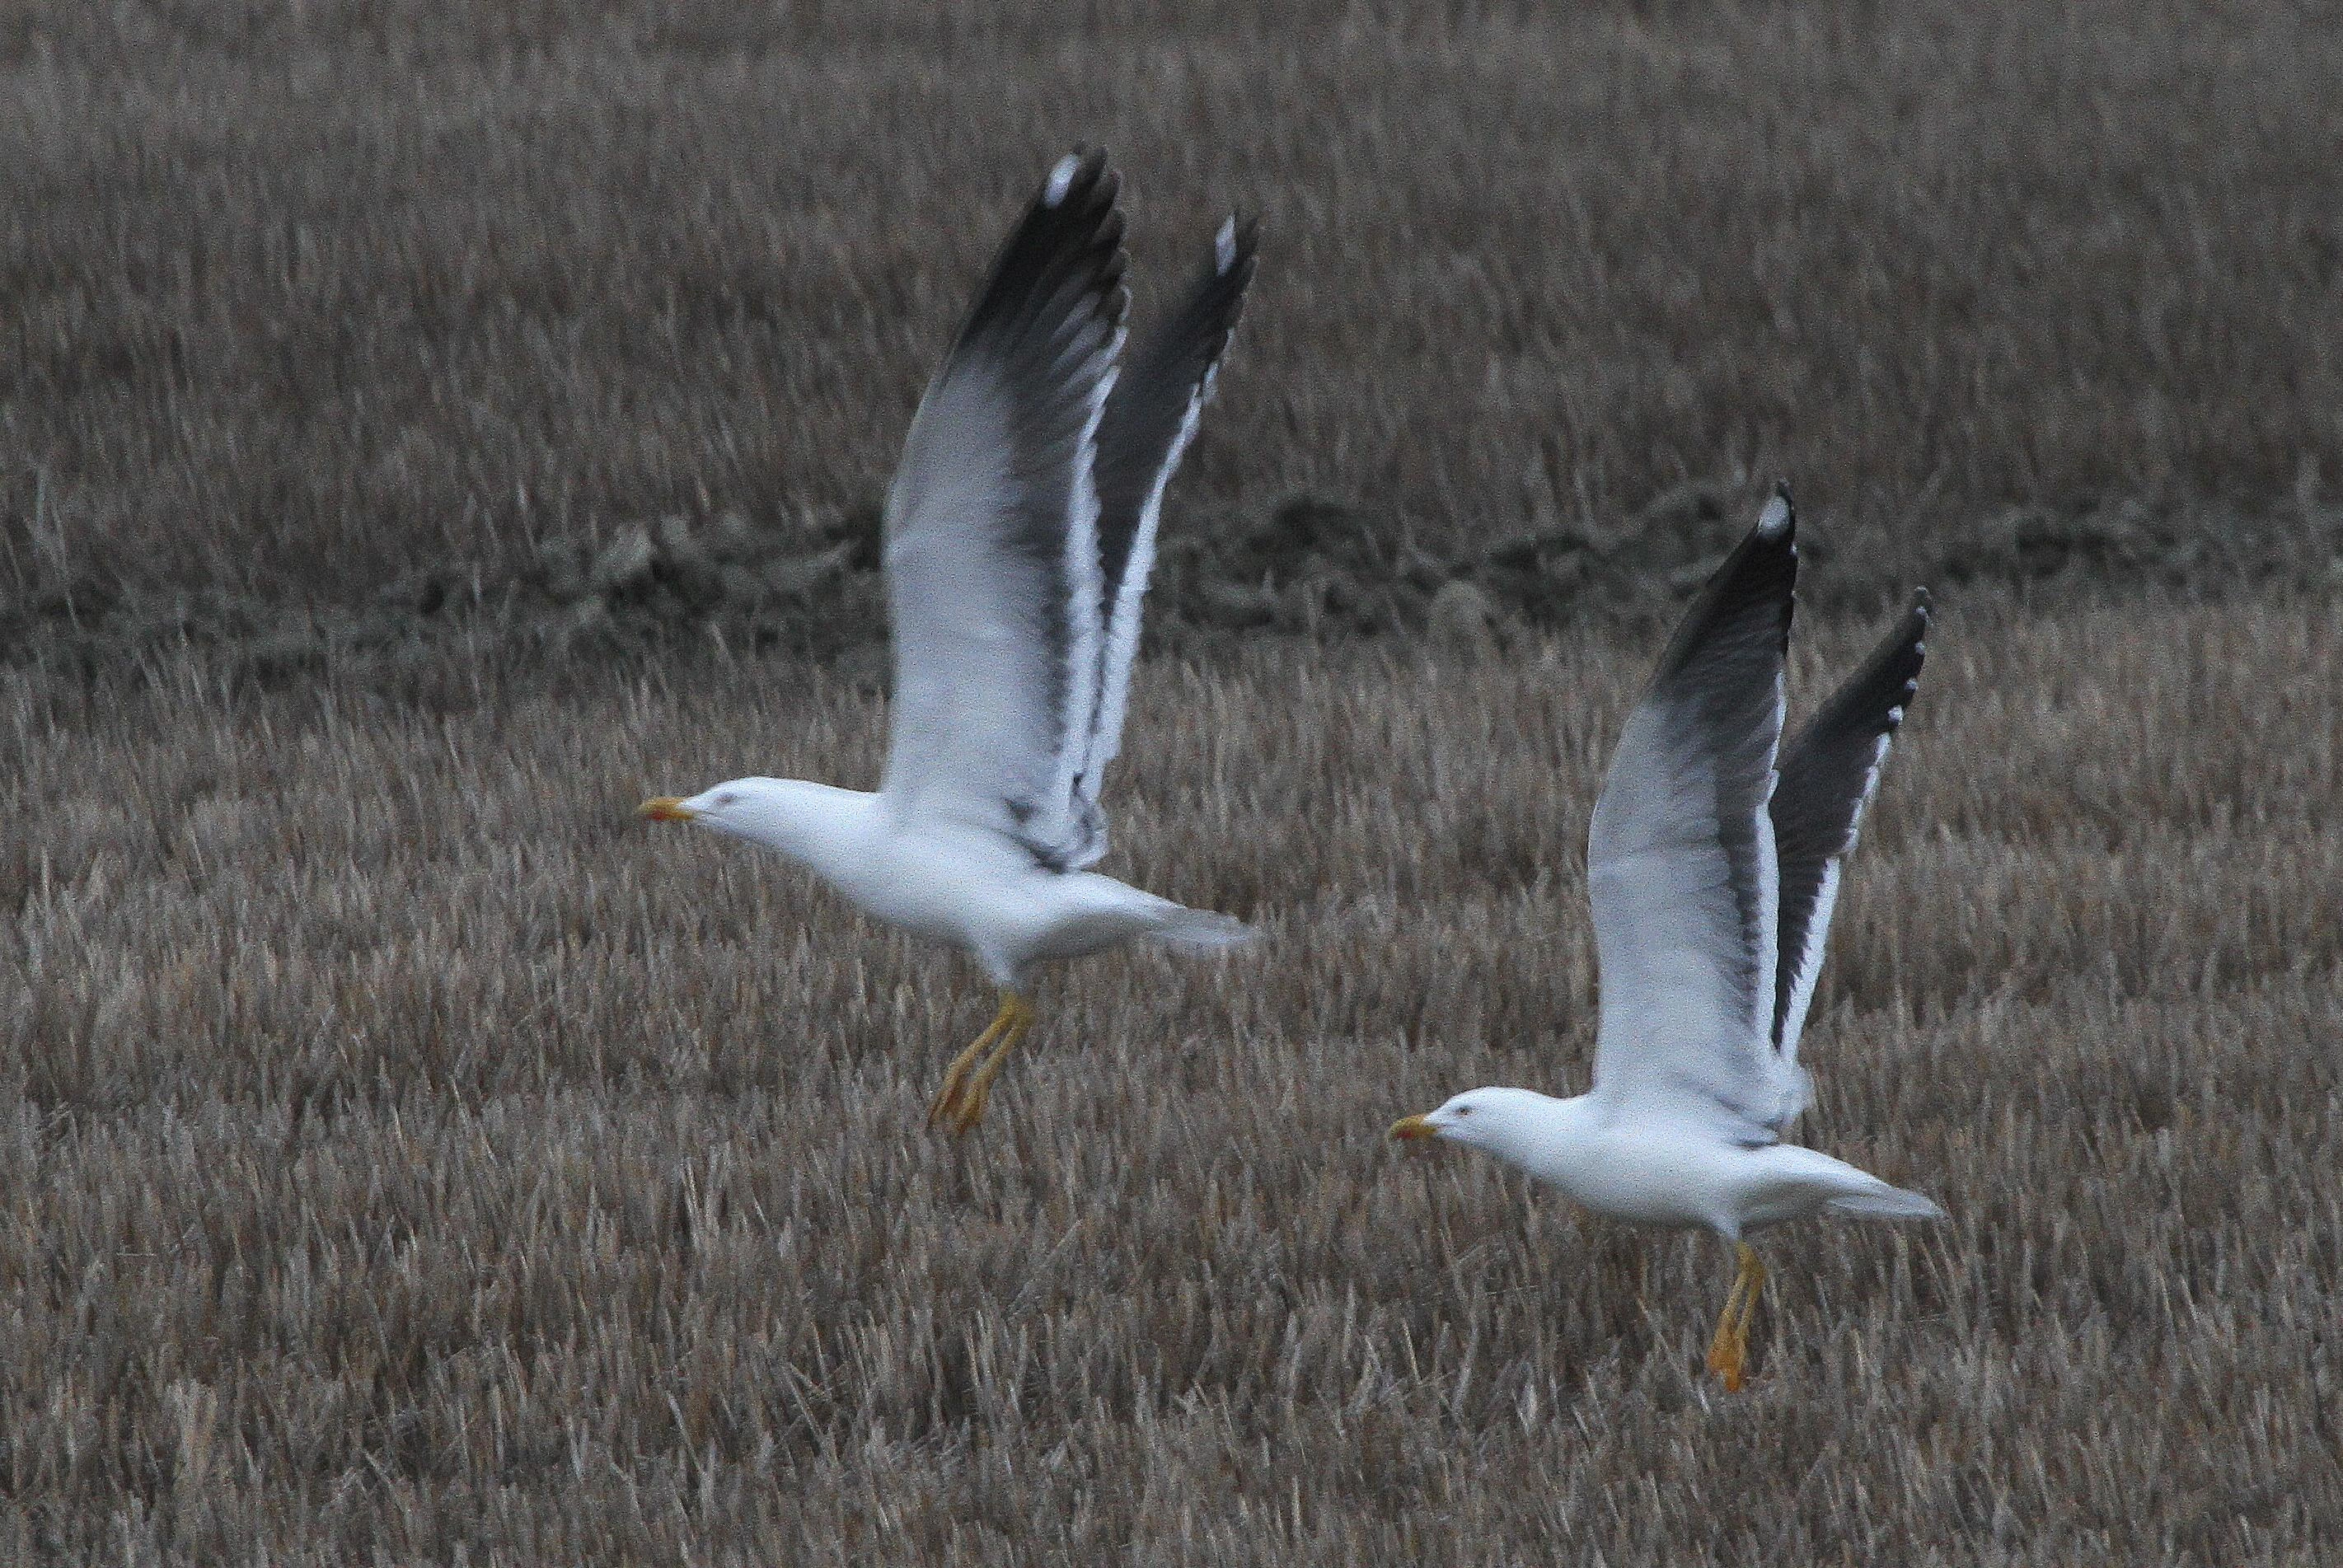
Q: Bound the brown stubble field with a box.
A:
[5,596,2342,1561]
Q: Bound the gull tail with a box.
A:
[1826,1180,1945,1222]
[1146,906,1255,952]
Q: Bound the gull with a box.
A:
[1390,486,1940,1391]
[642,150,1258,1133]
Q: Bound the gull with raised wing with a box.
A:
[642,150,1259,1133]
[1390,486,1940,1390]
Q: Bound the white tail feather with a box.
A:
[1827,1182,1945,1221]
[1147,907,1255,951]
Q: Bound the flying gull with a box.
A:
[643,150,1258,1133]
[1391,486,1940,1391]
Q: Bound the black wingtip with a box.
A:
[1904,588,1931,667]
[1722,484,1799,610]
[950,147,1131,364]
[1648,484,1801,691]
[1043,146,1113,208]
[1194,215,1259,345]
[1811,587,1931,743]
[1214,213,1263,278]
[1900,587,1932,658]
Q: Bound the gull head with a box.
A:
[1390,1087,1564,1166]
[639,778,783,842]
[638,777,872,864]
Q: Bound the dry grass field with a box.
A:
[5,597,2342,1562]
[7,0,2343,1561]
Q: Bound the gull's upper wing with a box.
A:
[1586,487,1802,1139]
[878,150,1129,867]
[1770,588,1928,1060]
[1063,214,1259,867]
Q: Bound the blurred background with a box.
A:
[7,0,2340,673]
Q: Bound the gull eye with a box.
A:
[715,793,740,807]
[1455,1104,1473,1117]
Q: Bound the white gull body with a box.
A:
[1406,1088,1935,1237]
[667,779,1219,981]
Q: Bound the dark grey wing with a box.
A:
[878,149,1129,867]
[1586,485,1802,1139]
[1064,215,1259,868]
[1770,588,1928,1058]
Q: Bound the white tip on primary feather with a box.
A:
[1758,490,1793,538]
[1215,216,1239,273]
[1045,154,1080,207]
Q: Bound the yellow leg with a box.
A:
[1705,1253,1750,1382]
[944,993,1034,1135]
[927,994,1018,1130]
[1705,1243,1765,1392]
[929,991,1033,1135]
